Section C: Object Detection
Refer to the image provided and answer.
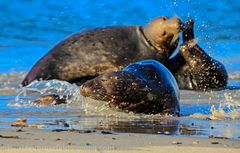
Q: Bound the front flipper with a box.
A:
[169,19,228,90]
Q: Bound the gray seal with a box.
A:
[80,60,180,115]
[22,16,183,86]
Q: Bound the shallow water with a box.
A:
[0,78,240,140]
[0,0,240,140]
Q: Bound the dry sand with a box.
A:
[0,128,239,153]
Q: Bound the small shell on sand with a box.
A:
[192,140,199,144]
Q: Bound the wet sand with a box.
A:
[0,128,239,153]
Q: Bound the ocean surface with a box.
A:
[0,0,240,140]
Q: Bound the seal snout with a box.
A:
[21,79,29,87]
[166,17,184,33]
[21,73,36,87]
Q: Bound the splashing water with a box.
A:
[188,90,240,120]
[11,79,131,117]
[12,79,240,120]
[1,74,239,139]
[11,80,82,107]
[209,93,240,120]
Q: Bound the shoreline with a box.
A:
[0,128,239,152]
[1,147,240,153]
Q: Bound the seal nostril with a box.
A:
[21,80,28,87]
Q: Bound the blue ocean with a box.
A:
[0,0,239,139]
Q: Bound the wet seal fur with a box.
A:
[80,60,180,115]
[22,16,183,86]
[167,19,228,90]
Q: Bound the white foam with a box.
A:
[229,72,240,80]
[12,80,131,117]
[189,92,240,120]
[209,93,240,120]
[11,80,82,107]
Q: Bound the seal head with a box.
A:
[142,16,184,57]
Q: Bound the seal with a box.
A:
[80,60,180,115]
[22,16,183,86]
[167,19,228,90]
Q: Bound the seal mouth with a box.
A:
[170,34,179,44]
[21,73,37,87]
[167,16,185,33]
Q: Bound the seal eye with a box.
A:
[101,78,107,82]
[162,17,167,21]
[162,31,166,36]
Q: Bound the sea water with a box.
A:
[0,0,240,140]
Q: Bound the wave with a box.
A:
[189,93,240,120]
[229,72,240,80]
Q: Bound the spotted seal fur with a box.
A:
[80,60,180,115]
[167,19,228,90]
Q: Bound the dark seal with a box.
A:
[80,60,180,115]
[22,16,183,86]
[167,19,228,90]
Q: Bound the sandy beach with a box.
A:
[0,128,239,153]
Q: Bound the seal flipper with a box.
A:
[169,19,228,90]
[165,20,194,77]
[178,42,228,90]
[183,19,194,42]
